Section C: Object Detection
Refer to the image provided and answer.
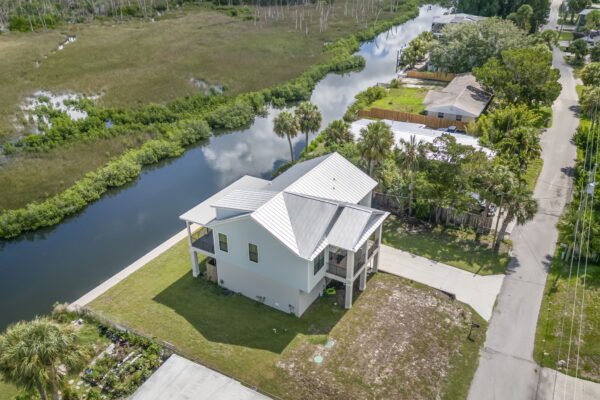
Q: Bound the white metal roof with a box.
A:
[211,189,277,211]
[179,175,269,225]
[181,153,387,260]
[432,13,486,25]
[267,152,377,204]
[350,119,493,158]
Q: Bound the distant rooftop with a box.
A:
[349,119,493,158]
[423,73,491,118]
[432,13,486,26]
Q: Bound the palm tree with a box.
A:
[273,111,300,162]
[497,127,541,173]
[358,121,394,176]
[494,181,538,252]
[396,135,427,216]
[475,164,517,240]
[294,102,322,151]
[322,120,352,146]
[0,318,86,400]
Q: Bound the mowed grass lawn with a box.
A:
[365,86,430,114]
[535,257,600,382]
[382,216,510,275]
[89,238,486,400]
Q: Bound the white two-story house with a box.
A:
[179,152,389,317]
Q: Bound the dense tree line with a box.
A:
[456,0,551,31]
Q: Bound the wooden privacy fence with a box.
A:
[357,108,468,131]
[373,192,494,234]
[406,70,455,82]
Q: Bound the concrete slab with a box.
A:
[378,244,504,320]
[537,368,600,400]
[130,354,270,400]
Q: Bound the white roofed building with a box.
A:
[350,119,494,158]
[180,153,389,316]
[431,13,486,36]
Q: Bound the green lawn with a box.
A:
[365,87,430,114]
[0,381,19,400]
[534,257,600,382]
[524,158,544,191]
[557,31,574,41]
[382,216,510,275]
[89,238,486,399]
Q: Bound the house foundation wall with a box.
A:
[217,260,310,316]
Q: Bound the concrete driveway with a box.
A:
[378,244,504,321]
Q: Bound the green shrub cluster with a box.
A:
[343,86,387,121]
[0,0,422,238]
[0,119,210,239]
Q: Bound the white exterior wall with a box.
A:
[358,191,373,207]
[426,111,476,123]
[298,277,326,316]
[213,217,310,292]
[217,260,304,315]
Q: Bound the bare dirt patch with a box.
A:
[276,274,484,400]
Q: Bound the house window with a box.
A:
[249,243,258,263]
[218,233,228,252]
[456,115,462,122]
[437,112,444,119]
[314,250,325,275]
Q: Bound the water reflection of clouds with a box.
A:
[201,4,445,188]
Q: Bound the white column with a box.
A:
[345,251,355,309]
[373,224,383,273]
[359,268,367,291]
[186,221,193,246]
[190,249,200,277]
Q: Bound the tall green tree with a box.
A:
[273,111,300,162]
[581,62,600,86]
[467,104,542,145]
[508,4,534,32]
[494,181,538,251]
[567,0,592,23]
[0,318,86,400]
[429,18,529,73]
[321,120,352,146]
[294,102,322,152]
[357,121,394,176]
[474,45,561,106]
[396,135,428,216]
[569,39,589,64]
[580,86,600,117]
[457,0,550,30]
[496,126,542,173]
[584,9,600,32]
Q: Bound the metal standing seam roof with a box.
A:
[179,175,270,225]
[211,189,277,211]
[182,152,388,260]
[423,73,491,118]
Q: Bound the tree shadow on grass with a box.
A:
[152,273,346,354]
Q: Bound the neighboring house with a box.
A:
[431,13,486,36]
[350,118,493,158]
[423,73,491,124]
[578,7,600,27]
[180,153,389,317]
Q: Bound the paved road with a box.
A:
[467,1,582,398]
[378,245,504,321]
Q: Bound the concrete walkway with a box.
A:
[378,244,504,321]
[69,228,188,310]
[130,354,270,400]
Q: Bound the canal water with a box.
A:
[0,5,445,330]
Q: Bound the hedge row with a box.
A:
[0,1,421,239]
[0,119,210,239]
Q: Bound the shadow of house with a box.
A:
[152,272,347,354]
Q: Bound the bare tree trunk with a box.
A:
[408,170,415,216]
[494,210,513,253]
[287,135,294,162]
[37,383,48,400]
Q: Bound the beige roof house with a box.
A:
[423,73,491,123]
